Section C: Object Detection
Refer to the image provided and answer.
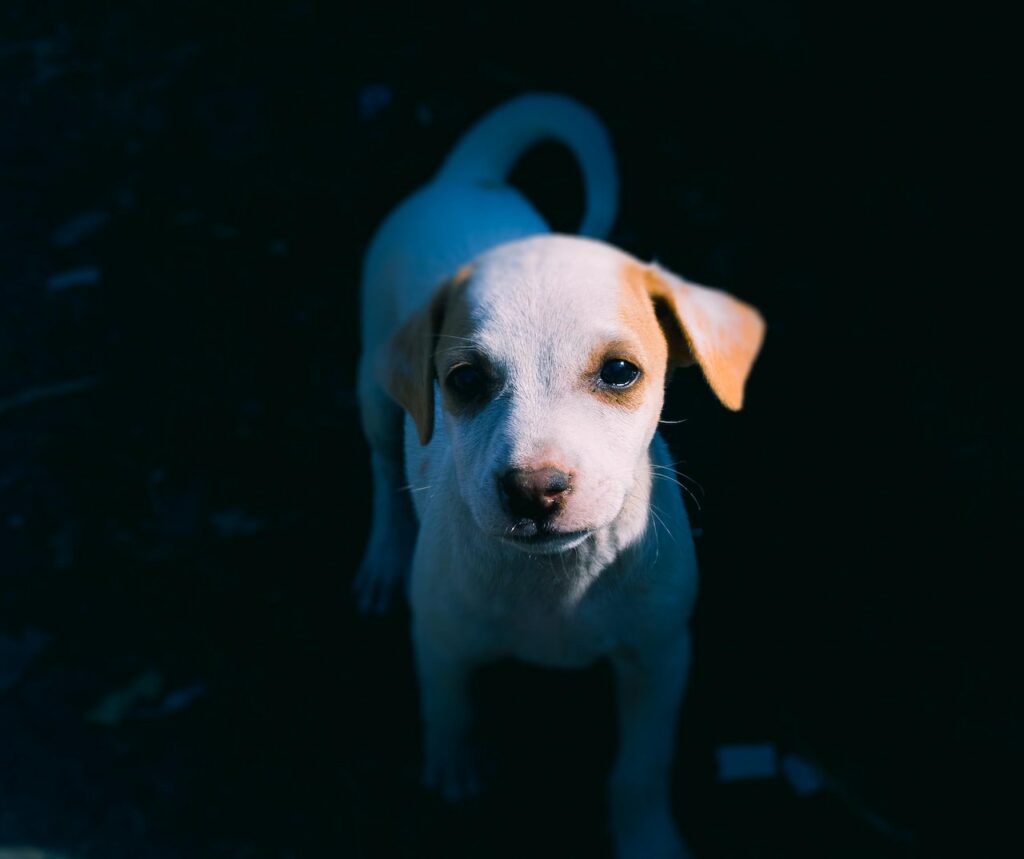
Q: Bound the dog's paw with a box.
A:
[352,534,412,615]
[422,731,487,803]
[615,826,692,859]
[612,811,693,859]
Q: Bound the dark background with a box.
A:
[1,1,1017,857]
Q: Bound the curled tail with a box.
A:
[435,93,619,239]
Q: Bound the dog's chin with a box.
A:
[499,527,593,555]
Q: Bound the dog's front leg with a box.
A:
[608,631,692,859]
[413,617,484,802]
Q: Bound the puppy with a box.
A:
[354,94,764,858]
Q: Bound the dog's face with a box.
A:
[383,235,764,554]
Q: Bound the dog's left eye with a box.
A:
[446,363,488,399]
[599,359,641,388]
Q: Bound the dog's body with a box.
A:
[355,95,764,858]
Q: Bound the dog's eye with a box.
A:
[599,359,641,388]
[446,363,488,398]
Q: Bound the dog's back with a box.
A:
[360,94,619,348]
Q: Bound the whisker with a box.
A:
[434,345,481,356]
[651,471,703,511]
[675,470,706,496]
[650,463,706,498]
[647,503,661,565]
[650,471,686,491]
[435,334,484,346]
[649,503,677,543]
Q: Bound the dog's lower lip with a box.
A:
[503,528,590,544]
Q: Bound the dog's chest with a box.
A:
[481,589,618,669]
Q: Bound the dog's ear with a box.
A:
[377,265,474,444]
[636,262,765,410]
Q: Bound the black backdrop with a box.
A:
[1,2,1017,857]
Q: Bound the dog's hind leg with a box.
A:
[353,358,417,614]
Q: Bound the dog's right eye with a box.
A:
[446,363,488,399]
[599,359,641,388]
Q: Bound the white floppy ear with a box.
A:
[637,262,765,410]
[376,265,474,444]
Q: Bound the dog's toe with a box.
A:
[423,738,486,803]
[613,814,693,859]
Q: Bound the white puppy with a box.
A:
[355,94,764,858]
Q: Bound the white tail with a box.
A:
[435,94,619,239]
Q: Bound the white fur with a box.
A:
[356,94,723,859]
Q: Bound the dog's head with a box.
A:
[380,235,764,553]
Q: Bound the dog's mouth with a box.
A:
[500,519,592,554]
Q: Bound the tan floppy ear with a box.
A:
[637,262,765,410]
[376,265,473,444]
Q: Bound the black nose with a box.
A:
[498,466,572,521]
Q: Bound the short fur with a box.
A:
[354,94,764,859]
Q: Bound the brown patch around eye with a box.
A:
[583,341,648,410]
[577,262,674,409]
[439,354,496,417]
[433,270,495,418]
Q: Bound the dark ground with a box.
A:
[1,1,1018,857]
